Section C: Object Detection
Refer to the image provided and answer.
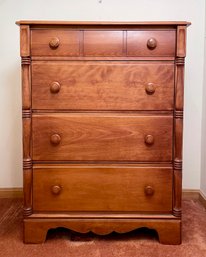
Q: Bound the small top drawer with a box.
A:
[31,30,80,56]
[127,30,176,57]
[84,31,123,56]
[31,29,175,57]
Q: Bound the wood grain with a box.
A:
[20,25,30,56]
[24,218,181,244]
[173,29,186,216]
[16,20,191,26]
[32,61,174,110]
[31,29,177,57]
[84,31,123,56]
[32,56,175,61]
[33,166,173,212]
[32,113,173,161]
[177,26,187,57]
[127,30,176,56]
[31,30,80,56]
[21,25,32,217]
[17,21,190,245]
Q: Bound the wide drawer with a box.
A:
[31,29,175,57]
[33,165,173,212]
[32,61,174,110]
[32,113,173,161]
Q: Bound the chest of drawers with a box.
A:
[16,21,190,244]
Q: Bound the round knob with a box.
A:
[145,134,154,145]
[51,185,62,195]
[50,133,61,145]
[49,37,60,49]
[50,82,61,94]
[144,186,154,196]
[147,38,157,49]
[145,83,155,95]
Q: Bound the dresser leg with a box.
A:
[24,220,48,244]
[156,220,181,245]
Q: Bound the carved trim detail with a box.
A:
[24,218,181,244]
[21,56,31,65]
[176,57,185,65]
[23,158,32,169]
[22,109,31,118]
[174,110,183,119]
[174,159,182,170]
[173,208,182,218]
[24,207,32,217]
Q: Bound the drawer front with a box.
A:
[32,114,173,161]
[32,61,174,110]
[84,31,123,56]
[31,30,175,57]
[127,31,176,56]
[33,166,173,212]
[31,30,80,56]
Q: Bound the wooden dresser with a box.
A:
[16,21,190,244]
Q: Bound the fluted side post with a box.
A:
[173,26,187,217]
[20,25,32,217]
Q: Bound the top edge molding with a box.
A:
[16,20,191,26]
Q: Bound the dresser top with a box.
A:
[16,20,191,26]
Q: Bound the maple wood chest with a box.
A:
[16,21,190,244]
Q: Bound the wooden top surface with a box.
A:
[16,20,191,26]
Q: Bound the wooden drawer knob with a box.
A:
[145,134,154,145]
[50,133,61,145]
[50,81,61,94]
[51,185,62,195]
[49,37,60,49]
[147,38,157,49]
[145,83,155,95]
[144,186,154,196]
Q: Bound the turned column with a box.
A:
[20,25,32,217]
[173,26,187,217]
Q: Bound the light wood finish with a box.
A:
[32,56,176,61]
[31,29,177,58]
[17,21,190,244]
[32,61,174,110]
[177,26,187,57]
[32,114,173,161]
[173,26,187,217]
[20,26,30,56]
[21,25,32,217]
[84,31,123,56]
[16,21,191,26]
[127,31,176,56]
[31,30,79,56]
[24,218,181,244]
[33,166,173,212]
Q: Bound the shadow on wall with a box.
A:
[1,61,22,187]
